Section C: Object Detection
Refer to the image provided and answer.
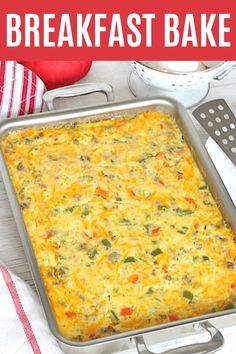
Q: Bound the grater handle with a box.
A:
[134,322,224,354]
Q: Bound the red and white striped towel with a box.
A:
[0,265,63,354]
[0,61,45,119]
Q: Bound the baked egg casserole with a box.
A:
[2,111,236,341]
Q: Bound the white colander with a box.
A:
[130,61,235,91]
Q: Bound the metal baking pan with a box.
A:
[0,89,236,354]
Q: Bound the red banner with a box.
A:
[0,0,235,60]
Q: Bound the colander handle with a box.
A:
[134,322,224,354]
[43,82,114,111]
[213,64,236,81]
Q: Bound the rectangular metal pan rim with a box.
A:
[0,97,235,349]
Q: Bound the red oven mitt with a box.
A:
[18,61,92,90]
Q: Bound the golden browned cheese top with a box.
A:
[2,111,236,341]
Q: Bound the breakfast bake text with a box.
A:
[2,111,236,341]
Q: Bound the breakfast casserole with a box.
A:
[2,111,236,341]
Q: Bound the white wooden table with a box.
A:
[1,61,236,353]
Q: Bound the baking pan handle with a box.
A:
[43,82,114,111]
[134,322,224,354]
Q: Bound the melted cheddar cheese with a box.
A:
[2,111,236,341]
